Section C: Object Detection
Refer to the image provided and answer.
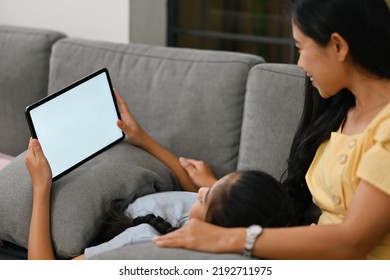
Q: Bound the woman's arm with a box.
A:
[25,138,55,260]
[252,180,390,259]
[115,90,197,192]
[155,180,390,259]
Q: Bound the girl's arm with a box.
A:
[25,138,55,260]
[25,139,86,260]
[155,180,390,259]
[115,90,198,192]
[178,158,217,189]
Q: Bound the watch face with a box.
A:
[244,225,263,256]
[248,225,262,236]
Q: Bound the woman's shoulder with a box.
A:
[367,102,390,140]
[356,102,390,198]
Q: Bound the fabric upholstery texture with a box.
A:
[237,64,305,180]
[0,25,64,156]
[89,242,249,260]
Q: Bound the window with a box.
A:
[167,0,296,63]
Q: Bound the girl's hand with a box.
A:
[178,158,217,188]
[114,89,147,147]
[25,138,52,191]
[154,219,244,254]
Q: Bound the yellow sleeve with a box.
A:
[357,118,390,196]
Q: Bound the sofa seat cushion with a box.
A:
[0,141,180,259]
[48,39,264,178]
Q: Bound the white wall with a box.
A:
[0,0,130,43]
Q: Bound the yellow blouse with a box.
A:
[306,103,390,260]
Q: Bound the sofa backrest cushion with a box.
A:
[237,64,305,181]
[48,38,264,178]
[0,25,65,156]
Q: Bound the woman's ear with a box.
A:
[329,32,349,62]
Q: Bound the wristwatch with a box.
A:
[243,225,263,257]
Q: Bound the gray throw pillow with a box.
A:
[0,141,179,259]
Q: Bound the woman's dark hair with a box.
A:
[206,170,293,228]
[291,0,390,78]
[282,0,390,224]
[283,84,354,224]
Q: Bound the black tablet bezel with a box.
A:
[25,68,125,181]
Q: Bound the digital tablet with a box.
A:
[25,68,125,181]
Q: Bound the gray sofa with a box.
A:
[0,24,305,260]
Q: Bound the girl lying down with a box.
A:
[25,91,292,260]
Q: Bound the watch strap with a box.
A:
[243,225,263,257]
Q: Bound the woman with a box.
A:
[154,0,390,259]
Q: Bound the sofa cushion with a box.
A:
[48,39,264,178]
[0,25,65,156]
[88,242,248,260]
[237,64,305,180]
[0,141,179,259]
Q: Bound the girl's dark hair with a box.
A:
[206,170,293,228]
[89,199,178,247]
[282,0,390,224]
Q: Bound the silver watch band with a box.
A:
[243,225,263,257]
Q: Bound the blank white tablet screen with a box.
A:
[28,70,123,179]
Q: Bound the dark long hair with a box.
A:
[89,199,178,247]
[282,0,390,224]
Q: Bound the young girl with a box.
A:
[25,95,292,259]
[25,88,202,260]
[84,169,292,259]
[154,0,390,259]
